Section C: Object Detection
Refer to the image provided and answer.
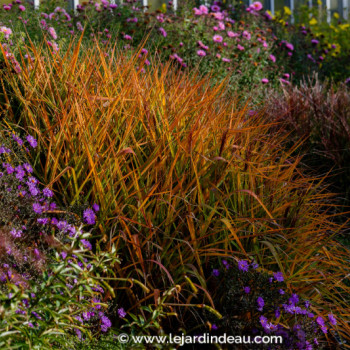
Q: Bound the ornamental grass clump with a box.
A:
[265,77,350,204]
[1,39,350,347]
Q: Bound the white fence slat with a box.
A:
[343,0,349,19]
[326,0,331,22]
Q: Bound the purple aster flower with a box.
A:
[10,229,22,238]
[158,27,167,37]
[244,286,251,294]
[257,297,264,311]
[212,324,218,330]
[212,269,220,277]
[28,185,39,196]
[83,208,96,225]
[75,315,83,323]
[92,284,104,293]
[273,271,284,282]
[43,188,53,198]
[93,298,102,310]
[101,315,112,332]
[275,308,281,318]
[26,135,37,148]
[12,134,24,146]
[316,316,325,327]
[37,218,49,225]
[311,39,319,45]
[61,251,67,259]
[328,314,337,326]
[0,145,10,154]
[31,311,42,320]
[238,260,249,272]
[82,311,92,321]
[260,315,268,327]
[289,293,299,305]
[75,328,82,339]
[56,220,68,231]
[92,203,100,212]
[305,300,310,308]
[4,164,14,174]
[81,239,92,250]
[118,307,127,318]
[251,262,259,269]
[23,163,33,173]
[32,203,42,214]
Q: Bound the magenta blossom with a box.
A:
[269,54,276,62]
[213,34,223,43]
[250,1,263,11]
[261,78,269,84]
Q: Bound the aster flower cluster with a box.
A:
[0,133,120,344]
[206,258,337,349]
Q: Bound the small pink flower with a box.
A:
[19,5,25,11]
[237,44,244,51]
[216,53,221,59]
[285,42,294,51]
[213,35,223,43]
[199,5,208,14]
[213,12,224,20]
[227,31,238,38]
[250,1,263,11]
[193,7,202,15]
[124,34,132,40]
[198,41,209,50]
[269,54,276,62]
[48,27,57,40]
[197,50,206,57]
[218,21,225,31]
[283,73,290,79]
[222,57,231,62]
[242,30,251,40]
[3,4,11,10]
[158,27,167,37]
[280,78,290,85]
[261,78,269,84]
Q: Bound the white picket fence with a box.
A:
[30,0,349,22]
